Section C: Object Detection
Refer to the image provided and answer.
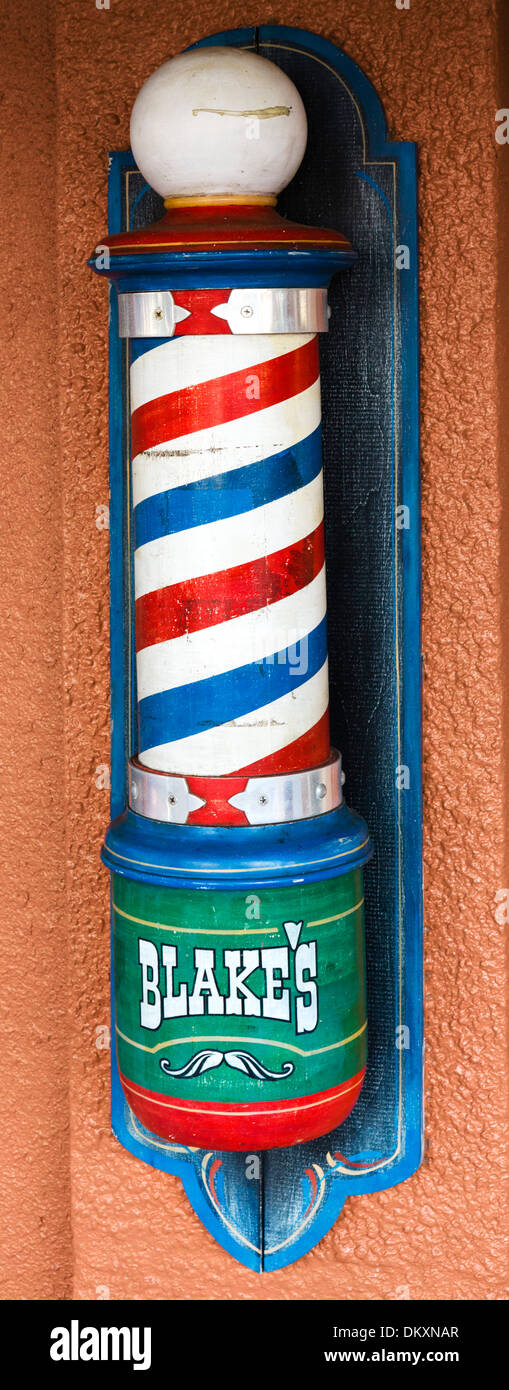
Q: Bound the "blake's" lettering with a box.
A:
[138,922,318,1035]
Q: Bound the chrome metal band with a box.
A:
[128,753,344,826]
[118,290,190,338]
[228,755,344,825]
[117,286,330,338]
[128,763,205,823]
[211,287,330,334]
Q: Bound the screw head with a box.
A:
[154,307,163,320]
[168,793,176,806]
[258,794,268,805]
[240,304,254,318]
[316,782,327,799]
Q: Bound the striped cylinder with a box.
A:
[95,191,371,1151]
[131,331,329,777]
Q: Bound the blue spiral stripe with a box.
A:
[138,616,328,754]
[133,425,322,550]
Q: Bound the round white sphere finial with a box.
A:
[130,46,308,200]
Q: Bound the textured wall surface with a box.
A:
[0,0,71,1301]
[0,0,507,1300]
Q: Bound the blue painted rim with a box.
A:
[89,247,357,292]
[102,802,372,890]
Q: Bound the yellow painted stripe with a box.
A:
[164,194,277,208]
[111,236,346,252]
[121,1072,364,1117]
[112,894,363,936]
[113,897,278,936]
[307,897,364,927]
[105,837,370,874]
[115,1019,367,1059]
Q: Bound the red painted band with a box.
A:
[171,288,235,336]
[186,773,249,826]
[135,522,325,653]
[107,208,351,255]
[119,1068,366,1151]
[131,337,320,457]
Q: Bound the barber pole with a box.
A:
[93,44,372,1150]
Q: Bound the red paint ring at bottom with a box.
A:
[119,1068,366,1151]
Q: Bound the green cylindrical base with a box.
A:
[112,866,367,1150]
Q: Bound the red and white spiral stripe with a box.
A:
[130,332,330,777]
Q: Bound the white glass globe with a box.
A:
[130,46,308,199]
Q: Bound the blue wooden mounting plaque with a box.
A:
[105,25,422,1272]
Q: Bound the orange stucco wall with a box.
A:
[1,0,507,1301]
